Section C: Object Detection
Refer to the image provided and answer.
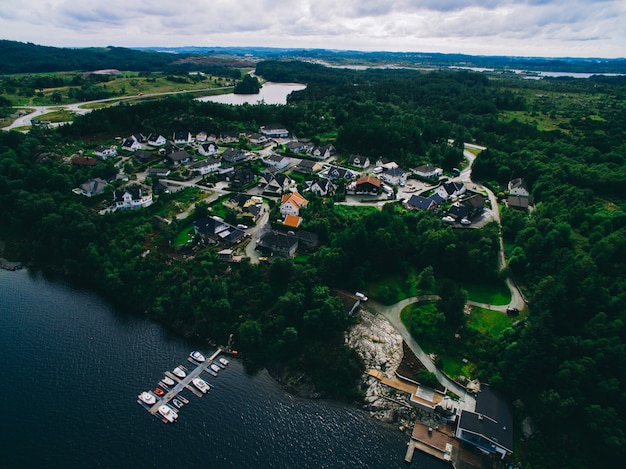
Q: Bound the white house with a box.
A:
[147,133,167,147]
[121,137,142,152]
[189,158,220,176]
[265,153,291,170]
[310,144,336,160]
[260,124,289,138]
[413,164,443,179]
[77,178,108,197]
[436,181,466,200]
[348,154,370,168]
[280,192,309,217]
[198,142,219,157]
[113,186,153,211]
[249,133,270,145]
[381,167,407,186]
[308,178,336,197]
[508,178,530,197]
[173,131,193,144]
[93,145,118,159]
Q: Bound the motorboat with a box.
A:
[219,357,229,366]
[207,369,218,377]
[210,364,221,373]
[153,387,164,396]
[138,392,156,405]
[162,376,175,386]
[173,366,186,378]
[192,378,210,394]
[190,351,206,362]
[158,405,178,423]
[172,398,184,409]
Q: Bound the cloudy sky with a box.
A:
[1,0,624,58]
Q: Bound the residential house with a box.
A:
[308,178,336,197]
[167,150,192,165]
[352,175,382,195]
[381,166,407,186]
[221,148,247,164]
[508,178,529,197]
[161,141,180,155]
[413,164,443,179]
[173,131,192,144]
[507,195,533,210]
[348,154,370,168]
[294,159,322,175]
[147,167,171,178]
[199,142,219,157]
[219,131,239,143]
[93,145,117,159]
[448,203,468,221]
[309,144,336,160]
[121,137,142,152]
[195,131,208,142]
[147,133,167,147]
[265,153,291,170]
[296,230,319,251]
[78,178,108,197]
[285,141,307,154]
[436,181,466,200]
[456,384,514,460]
[283,214,303,228]
[280,192,309,217]
[193,216,247,245]
[189,158,220,176]
[133,133,147,144]
[256,231,298,257]
[227,168,255,189]
[223,193,263,222]
[405,194,439,211]
[134,150,156,164]
[113,186,153,211]
[260,124,289,138]
[249,133,269,145]
[259,171,294,195]
[325,166,355,180]
[463,193,486,218]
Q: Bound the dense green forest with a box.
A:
[1,59,626,467]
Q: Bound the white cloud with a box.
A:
[0,0,624,57]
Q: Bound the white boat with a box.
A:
[138,392,156,405]
[173,366,186,378]
[190,351,206,362]
[192,378,210,394]
[172,398,183,409]
[210,364,221,373]
[162,376,175,386]
[158,405,178,423]
[219,357,229,366]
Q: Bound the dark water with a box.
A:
[0,269,446,469]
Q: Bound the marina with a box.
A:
[139,348,226,422]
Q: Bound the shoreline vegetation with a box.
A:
[1,47,626,468]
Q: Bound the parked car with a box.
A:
[460,218,472,225]
[355,292,368,302]
[506,306,519,315]
[237,224,248,230]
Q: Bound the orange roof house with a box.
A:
[283,214,303,228]
[280,191,309,217]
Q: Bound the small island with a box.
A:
[234,74,261,94]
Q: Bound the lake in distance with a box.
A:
[0,268,448,469]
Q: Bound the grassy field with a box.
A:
[173,225,194,247]
[466,307,515,337]
[462,281,511,305]
[37,110,75,123]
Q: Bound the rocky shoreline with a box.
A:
[346,309,419,432]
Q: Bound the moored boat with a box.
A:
[162,376,175,386]
[153,387,164,396]
[192,378,210,394]
[190,351,206,362]
[219,357,229,366]
[172,398,183,409]
[138,392,156,405]
[173,366,186,378]
[158,405,178,423]
[210,363,221,373]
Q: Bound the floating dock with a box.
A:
[138,348,225,422]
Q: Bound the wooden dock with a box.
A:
[147,349,222,415]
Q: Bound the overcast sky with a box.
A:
[1,0,624,58]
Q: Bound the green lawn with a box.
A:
[467,307,514,338]
[173,225,194,247]
[462,281,511,305]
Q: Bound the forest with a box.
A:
[1,59,626,468]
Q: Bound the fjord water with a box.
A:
[197,82,306,105]
[0,269,446,468]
